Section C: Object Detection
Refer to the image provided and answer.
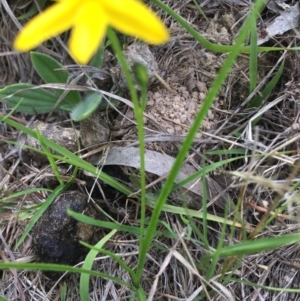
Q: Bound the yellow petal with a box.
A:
[14,0,79,51]
[69,1,107,64]
[102,0,169,45]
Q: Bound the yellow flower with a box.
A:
[14,0,169,64]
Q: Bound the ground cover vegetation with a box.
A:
[1,0,300,300]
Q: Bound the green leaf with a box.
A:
[88,42,105,69]
[70,92,102,121]
[31,52,68,84]
[0,83,73,114]
[30,52,80,105]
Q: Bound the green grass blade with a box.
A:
[192,0,208,21]
[205,233,300,259]
[61,282,67,301]
[248,59,285,108]
[152,0,300,53]
[148,200,243,227]
[171,155,247,192]
[35,127,63,185]
[0,262,131,287]
[80,230,117,301]
[225,278,300,293]
[68,205,243,241]
[249,12,258,93]
[201,164,209,249]
[81,242,136,280]
[1,188,51,202]
[205,206,229,282]
[107,29,147,288]
[136,0,266,282]
[14,184,66,249]
[136,287,147,301]
[67,209,141,235]
[205,149,246,155]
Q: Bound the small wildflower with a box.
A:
[14,0,169,64]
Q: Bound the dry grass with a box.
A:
[1,0,300,300]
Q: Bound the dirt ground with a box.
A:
[1,0,300,300]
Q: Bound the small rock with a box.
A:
[175,125,182,132]
[166,127,174,135]
[24,121,80,166]
[147,99,154,106]
[199,92,206,101]
[196,81,207,93]
[111,42,159,90]
[180,115,187,123]
[80,109,110,149]
[27,121,79,153]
